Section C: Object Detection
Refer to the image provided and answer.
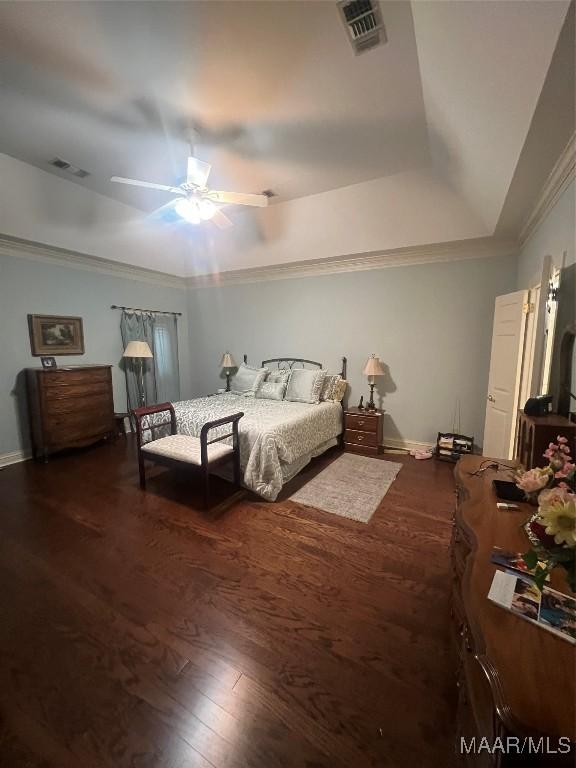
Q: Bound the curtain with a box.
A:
[153,315,181,403]
[120,311,158,414]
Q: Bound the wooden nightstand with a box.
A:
[343,407,383,455]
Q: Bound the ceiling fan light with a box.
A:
[198,199,216,220]
[175,197,200,224]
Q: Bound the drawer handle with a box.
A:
[357,435,364,441]
[358,419,365,426]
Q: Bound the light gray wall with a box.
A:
[0,252,191,456]
[517,179,575,288]
[0,248,518,457]
[187,254,517,448]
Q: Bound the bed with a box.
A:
[144,356,347,501]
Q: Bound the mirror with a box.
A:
[549,262,576,417]
[557,326,576,417]
[540,270,561,395]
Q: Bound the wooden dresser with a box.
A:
[516,411,576,469]
[26,366,115,461]
[452,455,575,765]
[343,407,383,455]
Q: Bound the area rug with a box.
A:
[289,453,402,523]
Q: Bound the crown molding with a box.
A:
[519,131,576,247]
[0,233,186,290]
[0,231,518,292]
[185,236,517,289]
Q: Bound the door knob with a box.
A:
[487,394,495,402]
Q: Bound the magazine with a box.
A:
[488,571,576,644]
[490,547,550,581]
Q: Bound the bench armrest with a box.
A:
[200,412,244,465]
[132,402,176,449]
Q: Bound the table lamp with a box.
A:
[363,354,385,411]
[123,340,153,407]
[220,352,237,392]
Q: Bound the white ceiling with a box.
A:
[0,0,429,208]
[0,0,571,276]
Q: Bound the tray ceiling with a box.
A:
[0,1,571,276]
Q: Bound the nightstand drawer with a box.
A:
[345,429,379,447]
[345,413,379,433]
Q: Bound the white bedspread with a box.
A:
[145,394,342,501]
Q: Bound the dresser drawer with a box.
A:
[43,382,111,402]
[45,408,114,438]
[344,413,379,433]
[344,441,379,455]
[41,368,111,387]
[44,392,113,416]
[345,428,379,447]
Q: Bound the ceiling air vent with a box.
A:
[50,157,90,178]
[338,0,385,54]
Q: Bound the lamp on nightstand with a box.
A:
[220,352,237,392]
[123,340,153,407]
[363,354,385,411]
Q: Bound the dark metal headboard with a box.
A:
[243,354,347,379]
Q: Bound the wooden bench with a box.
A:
[132,402,244,508]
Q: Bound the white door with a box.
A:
[519,255,551,405]
[483,290,528,460]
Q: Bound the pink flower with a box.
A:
[555,462,576,479]
[516,468,550,494]
[557,436,568,444]
[538,486,575,506]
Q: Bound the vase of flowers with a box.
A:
[515,436,576,592]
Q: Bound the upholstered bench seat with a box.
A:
[142,434,233,465]
[132,402,244,508]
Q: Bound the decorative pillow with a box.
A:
[256,381,287,401]
[320,374,341,401]
[284,368,326,404]
[266,369,291,385]
[328,378,347,403]
[230,363,267,396]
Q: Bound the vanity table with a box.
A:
[452,455,574,765]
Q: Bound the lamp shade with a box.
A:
[123,340,153,359]
[363,354,385,377]
[220,352,236,369]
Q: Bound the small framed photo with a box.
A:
[28,314,84,356]
[41,356,57,369]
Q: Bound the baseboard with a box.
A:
[381,437,435,453]
[0,436,432,465]
[0,449,32,468]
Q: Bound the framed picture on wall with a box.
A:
[28,314,85,356]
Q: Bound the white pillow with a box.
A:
[256,381,287,401]
[320,374,341,401]
[328,378,347,403]
[284,369,326,404]
[230,363,267,395]
[266,369,291,385]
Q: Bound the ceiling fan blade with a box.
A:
[209,190,269,208]
[110,176,182,194]
[187,156,211,187]
[147,198,181,221]
[211,209,233,230]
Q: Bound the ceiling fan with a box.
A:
[110,155,268,229]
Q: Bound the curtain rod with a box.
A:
[110,304,182,317]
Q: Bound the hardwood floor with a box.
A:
[0,438,458,768]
